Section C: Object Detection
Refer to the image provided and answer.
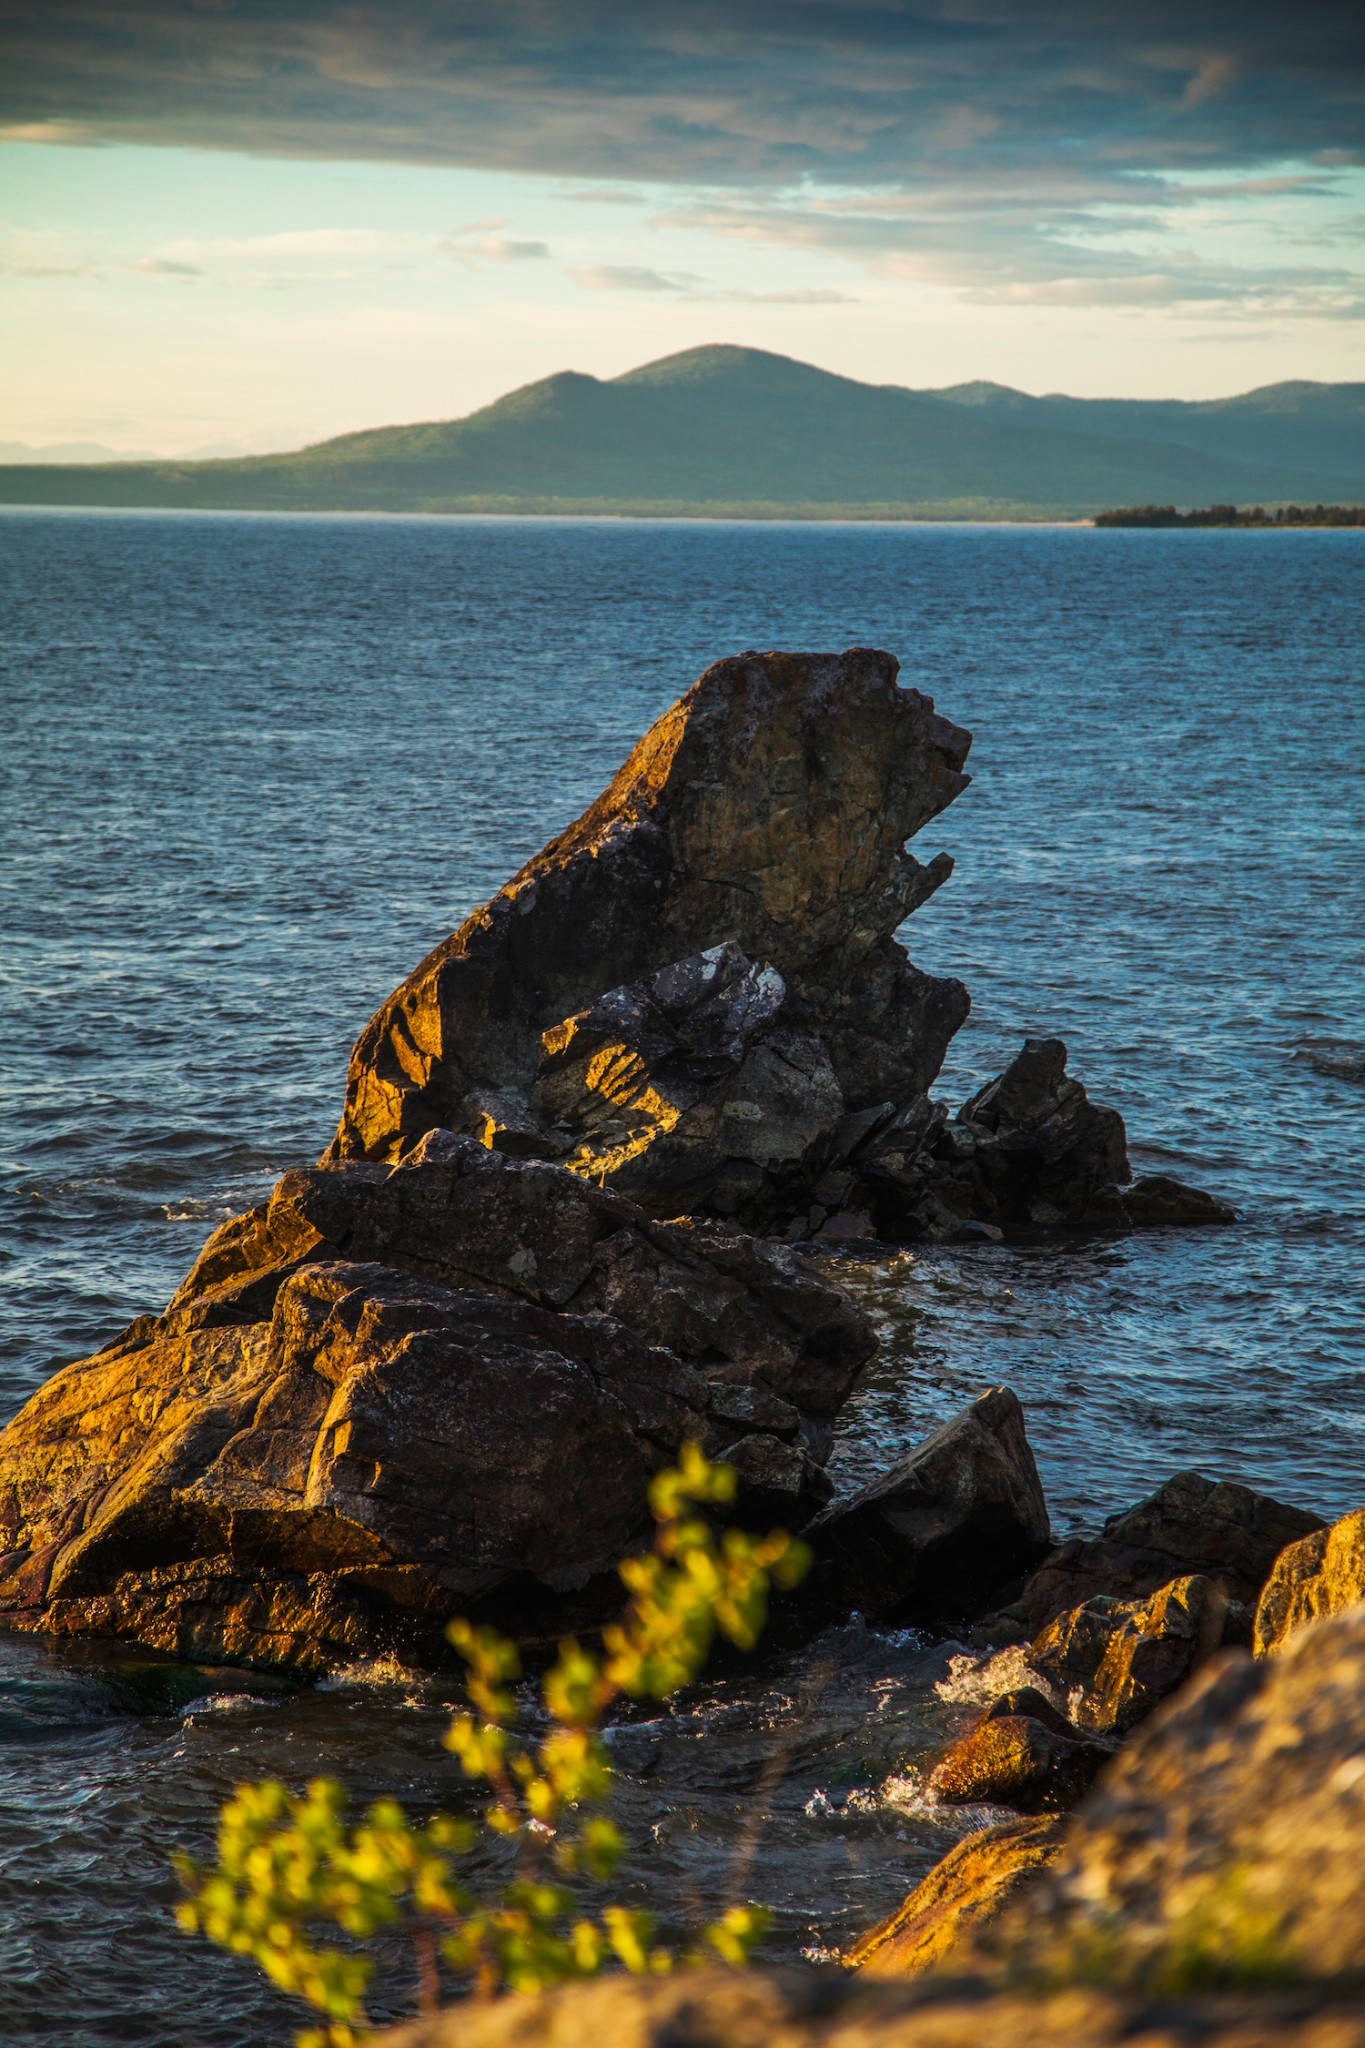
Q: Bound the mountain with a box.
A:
[2,346,1363,519]
[0,439,155,464]
[928,378,1365,491]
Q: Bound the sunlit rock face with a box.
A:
[981,1605,1365,1993]
[325,647,973,1226]
[0,1137,875,1673]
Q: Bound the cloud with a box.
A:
[1,4,1361,189]
[2,4,1363,322]
[129,255,202,276]
[710,286,855,303]
[558,188,645,204]
[570,263,694,291]
[467,234,549,261]
[1,260,95,277]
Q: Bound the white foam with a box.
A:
[933,1643,1060,1711]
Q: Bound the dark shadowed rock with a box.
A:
[848,1815,1066,1975]
[952,1037,1129,1227]
[1255,1506,1365,1655]
[0,1145,874,1670]
[985,1605,1365,1992]
[988,1471,1325,1640]
[328,648,972,1170]
[849,1040,1228,1244]
[928,1690,1114,1812]
[1028,1574,1234,1735]
[810,1388,1050,1624]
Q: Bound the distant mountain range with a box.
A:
[4,346,1365,520]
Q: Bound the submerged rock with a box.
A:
[1255,1506,1365,1655]
[989,1471,1324,1641]
[0,1144,873,1670]
[847,1814,1066,1975]
[809,1388,1051,1624]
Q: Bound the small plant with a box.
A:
[175,1444,810,2045]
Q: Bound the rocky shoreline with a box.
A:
[0,646,1235,1677]
[6,643,1349,2039]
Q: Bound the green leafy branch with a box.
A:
[175,1443,810,2045]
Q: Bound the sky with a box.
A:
[2,1,1365,455]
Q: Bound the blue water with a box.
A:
[0,510,1362,2043]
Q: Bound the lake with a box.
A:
[1,510,1361,2043]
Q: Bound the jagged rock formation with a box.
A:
[1255,1506,1365,1655]
[325,647,1228,1240]
[0,646,1243,1674]
[0,1139,873,1671]
[328,649,972,1191]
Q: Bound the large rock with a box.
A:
[809,1388,1051,1624]
[0,1143,874,1671]
[847,1815,1066,1975]
[1028,1575,1234,1735]
[986,1604,1365,1990]
[927,1690,1114,1813]
[1255,1506,1365,1655]
[372,1967,1365,2047]
[989,1471,1325,1640]
[328,648,972,1172]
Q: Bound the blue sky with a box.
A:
[3,2,1364,454]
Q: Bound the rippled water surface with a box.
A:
[1,511,1362,2042]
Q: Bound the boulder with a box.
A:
[989,1471,1325,1640]
[1255,1506,1365,1655]
[809,1389,1051,1624]
[927,1690,1114,1812]
[0,1145,875,1671]
[327,648,972,1170]
[1028,1575,1234,1735]
[847,1815,1066,1975]
[984,1605,1365,1992]
[165,1131,873,1427]
[949,1037,1129,1227]
[371,1968,1365,2047]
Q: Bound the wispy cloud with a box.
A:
[709,285,855,304]
[467,234,549,262]
[570,263,695,292]
[129,255,202,277]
